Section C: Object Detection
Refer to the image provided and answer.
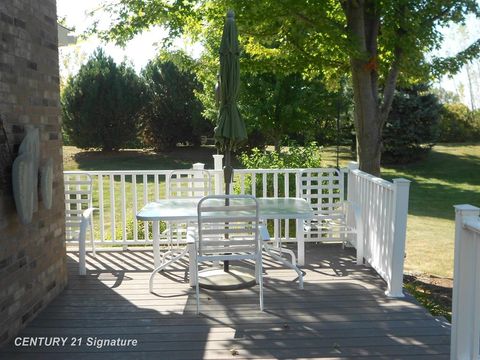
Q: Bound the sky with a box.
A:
[57,0,480,108]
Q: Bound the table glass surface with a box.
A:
[136,197,313,221]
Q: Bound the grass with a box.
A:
[63,143,480,279]
[381,144,480,278]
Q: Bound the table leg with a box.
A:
[296,219,305,266]
[153,220,161,268]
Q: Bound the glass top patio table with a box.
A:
[136,197,314,222]
[138,197,312,290]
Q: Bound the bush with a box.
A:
[141,60,212,151]
[238,142,322,197]
[382,85,441,164]
[240,142,322,170]
[438,103,480,142]
[62,49,144,151]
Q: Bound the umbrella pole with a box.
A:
[223,149,233,273]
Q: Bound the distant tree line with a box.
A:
[61,49,211,152]
[61,49,480,164]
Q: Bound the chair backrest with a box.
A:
[299,169,344,217]
[197,195,260,257]
[64,173,93,240]
[167,169,212,199]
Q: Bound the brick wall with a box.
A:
[0,0,67,345]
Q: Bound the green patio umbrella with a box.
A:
[214,10,247,196]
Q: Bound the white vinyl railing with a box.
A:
[347,162,410,297]
[64,166,305,247]
[64,156,410,298]
[451,204,480,360]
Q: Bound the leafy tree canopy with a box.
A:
[89,0,480,175]
[92,0,479,82]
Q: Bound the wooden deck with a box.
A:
[1,244,450,359]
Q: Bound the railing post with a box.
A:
[212,154,224,195]
[192,163,205,197]
[346,162,359,202]
[451,204,480,360]
[386,178,410,298]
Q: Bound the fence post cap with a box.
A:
[393,178,411,185]
[212,154,224,159]
[347,162,359,170]
[454,204,480,213]
[192,162,205,169]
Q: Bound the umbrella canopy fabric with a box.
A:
[214,10,247,151]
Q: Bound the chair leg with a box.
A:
[195,256,200,315]
[188,243,196,286]
[264,246,304,289]
[149,247,189,293]
[258,256,264,311]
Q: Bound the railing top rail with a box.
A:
[64,170,176,175]
[464,217,480,234]
[350,168,394,190]
[65,167,348,175]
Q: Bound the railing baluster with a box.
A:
[132,174,138,242]
[262,173,267,197]
[143,174,149,242]
[98,174,105,242]
[240,173,245,194]
[285,172,290,241]
[154,172,159,200]
[121,174,127,248]
[273,173,279,242]
[251,173,256,197]
[109,174,115,243]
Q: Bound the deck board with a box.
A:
[0,244,450,359]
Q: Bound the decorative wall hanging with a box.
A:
[40,157,53,210]
[12,152,34,224]
[11,127,43,224]
[18,126,40,212]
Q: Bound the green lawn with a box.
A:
[63,143,480,278]
[382,144,480,278]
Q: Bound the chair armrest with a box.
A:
[82,207,97,221]
[186,227,197,244]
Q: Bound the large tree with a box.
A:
[62,49,144,151]
[141,57,211,151]
[91,0,480,175]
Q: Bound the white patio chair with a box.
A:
[190,195,263,314]
[64,173,97,275]
[149,169,211,291]
[299,169,364,265]
[164,169,211,250]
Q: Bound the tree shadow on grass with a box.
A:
[70,146,222,172]
[383,147,480,187]
[382,147,480,220]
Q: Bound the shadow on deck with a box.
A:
[0,244,450,359]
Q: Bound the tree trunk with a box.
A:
[343,0,382,177]
[351,59,382,176]
[342,0,401,177]
[273,138,281,153]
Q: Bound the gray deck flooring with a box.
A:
[1,244,450,359]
